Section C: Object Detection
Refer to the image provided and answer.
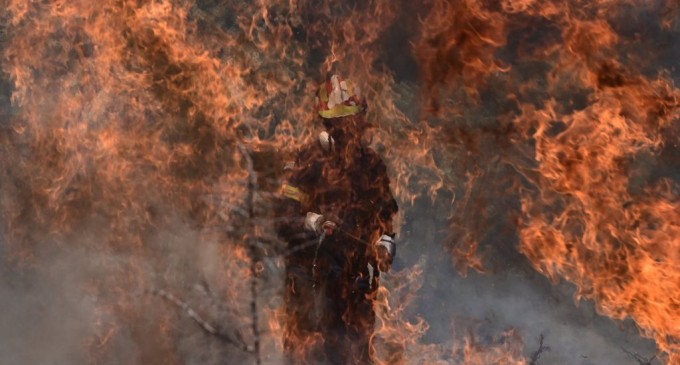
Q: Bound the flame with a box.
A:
[427,0,679,362]
[0,0,677,363]
[516,73,679,363]
[415,0,509,110]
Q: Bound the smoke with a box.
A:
[397,206,660,364]
[0,247,98,365]
[0,215,279,365]
[0,0,677,364]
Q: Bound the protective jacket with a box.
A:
[276,132,398,365]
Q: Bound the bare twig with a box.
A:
[147,288,253,353]
[529,334,551,365]
[622,347,657,365]
[193,281,239,318]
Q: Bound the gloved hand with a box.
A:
[376,234,396,272]
[304,212,338,236]
[353,263,375,293]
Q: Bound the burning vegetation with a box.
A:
[0,0,677,364]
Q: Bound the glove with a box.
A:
[304,212,338,236]
[353,263,376,293]
[376,234,396,272]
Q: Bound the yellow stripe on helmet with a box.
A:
[317,75,364,119]
[319,104,362,118]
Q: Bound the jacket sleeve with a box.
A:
[373,154,399,236]
[366,151,398,272]
[273,147,320,243]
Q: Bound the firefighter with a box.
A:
[276,74,398,365]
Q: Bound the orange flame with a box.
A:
[1,0,677,363]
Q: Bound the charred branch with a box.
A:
[237,142,262,365]
[529,333,551,365]
[147,288,253,353]
[622,347,657,365]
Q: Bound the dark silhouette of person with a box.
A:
[276,74,398,365]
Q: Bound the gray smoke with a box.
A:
[395,203,661,364]
[0,1,676,364]
[0,247,98,365]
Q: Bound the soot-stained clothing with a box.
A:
[276,136,398,365]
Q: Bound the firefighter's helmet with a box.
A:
[317,74,366,119]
